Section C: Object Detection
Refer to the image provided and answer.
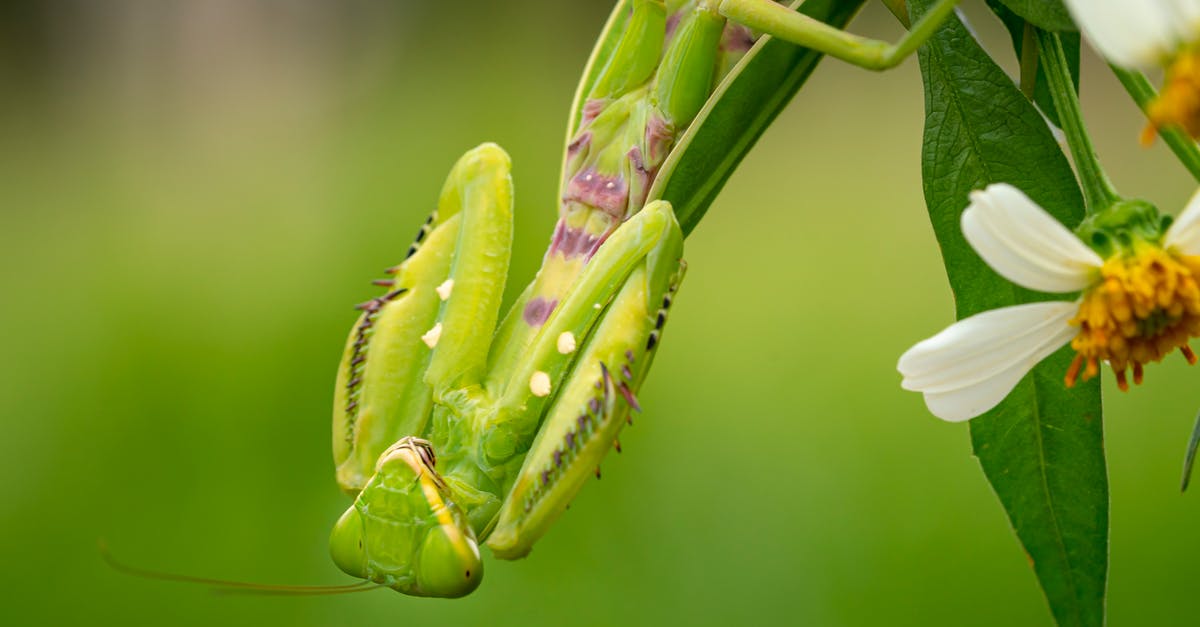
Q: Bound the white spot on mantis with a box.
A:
[436,278,454,301]
[421,323,443,348]
[557,331,577,355]
[593,303,602,310]
[604,181,615,189]
[530,371,552,397]
[585,173,594,182]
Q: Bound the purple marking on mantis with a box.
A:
[720,23,757,53]
[665,11,682,40]
[566,431,576,449]
[549,221,604,260]
[567,131,592,158]
[564,167,628,219]
[553,450,563,468]
[542,469,551,486]
[618,381,641,412]
[588,397,601,414]
[627,147,652,210]
[581,99,607,126]
[523,297,558,326]
[644,115,674,164]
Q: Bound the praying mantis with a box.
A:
[98,0,963,599]
[326,0,961,598]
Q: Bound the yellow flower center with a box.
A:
[1143,49,1200,145]
[1066,245,1200,390]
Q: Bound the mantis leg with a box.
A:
[714,0,960,71]
[484,200,685,558]
[332,143,512,493]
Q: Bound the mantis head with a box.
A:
[329,437,483,598]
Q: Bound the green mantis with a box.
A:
[87,0,980,601]
[327,0,698,591]
[328,142,684,596]
[326,0,962,598]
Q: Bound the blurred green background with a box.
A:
[3,1,1198,625]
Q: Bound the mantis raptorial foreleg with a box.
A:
[488,201,685,558]
[472,201,683,500]
[332,144,512,494]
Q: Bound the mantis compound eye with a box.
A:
[416,522,483,598]
[328,507,368,579]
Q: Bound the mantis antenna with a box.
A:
[99,539,385,597]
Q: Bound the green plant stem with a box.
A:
[714,0,958,71]
[1036,29,1119,214]
[1109,63,1200,182]
[1018,22,1038,100]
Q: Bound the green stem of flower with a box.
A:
[1018,22,1038,100]
[1109,63,1200,182]
[1036,29,1120,215]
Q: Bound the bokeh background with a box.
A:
[3,1,1198,625]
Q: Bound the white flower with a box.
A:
[1064,0,1200,141]
[1062,0,1200,70]
[898,183,1200,422]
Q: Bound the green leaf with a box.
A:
[994,0,1076,32]
[907,1,1108,625]
[648,0,867,236]
[987,0,1080,129]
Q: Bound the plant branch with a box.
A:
[1037,29,1120,214]
[715,0,958,71]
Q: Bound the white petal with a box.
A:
[921,359,1041,424]
[1062,0,1178,69]
[1163,0,1200,47]
[1164,187,1200,255]
[961,184,1101,293]
[898,302,1078,422]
